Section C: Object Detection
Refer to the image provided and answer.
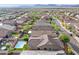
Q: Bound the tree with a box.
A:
[22,34,29,42]
[59,33,70,54]
[59,33,70,43]
[6,44,11,50]
[8,48,14,55]
[49,17,52,21]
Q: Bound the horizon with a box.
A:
[0,4,79,8]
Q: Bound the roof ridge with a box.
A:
[37,34,49,47]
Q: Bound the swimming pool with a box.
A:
[15,41,26,48]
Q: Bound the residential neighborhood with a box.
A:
[0,6,79,55]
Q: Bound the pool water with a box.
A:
[15,41,26,48]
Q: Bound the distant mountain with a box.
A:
[34,4,79,8]
[0,4,79,8]
[25,4,79,8]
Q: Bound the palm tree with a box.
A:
[59,33,70,54]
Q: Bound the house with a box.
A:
[41,14,50,20]
[0,17,5,21]
[75,14,79,19]
[60,15,77,24]
[16,16,28,25]
[2,20,16,26]
[73,23,79,36]
[0,28,10,39]
[0,23,16,31]
[5,37,18,48]
[28,20,64,51]
[29,34,63,50]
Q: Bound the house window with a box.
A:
[44,48,47,50]
[37,48,40,50]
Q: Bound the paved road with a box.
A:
[20,50,65,55]
[53,17,79,54]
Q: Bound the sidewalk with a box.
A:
[53,17,72,34]
[55,18,79,44]
[73,35,79,43]
[67,43,78,55]
[20,50,65,55]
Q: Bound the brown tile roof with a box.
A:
[2,20,16,25]
[0,29,9,38]
[29,34,63,50]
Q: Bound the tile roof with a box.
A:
[0,28,9,38]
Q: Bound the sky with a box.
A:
[0,0,79,4]
[0,0,79,7]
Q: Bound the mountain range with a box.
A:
[0,4,79,8]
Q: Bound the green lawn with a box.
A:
[21,34,29,41]
[11,32,19,37]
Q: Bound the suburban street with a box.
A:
[53,16,79,54]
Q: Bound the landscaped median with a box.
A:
[52,16,75,54]
[59,33,75,55]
